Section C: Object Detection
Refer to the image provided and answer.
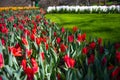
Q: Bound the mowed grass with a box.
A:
[45,14,120,43]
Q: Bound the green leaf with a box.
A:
[0,41,3,53]
[4,65,14,77]
[34,42,38,50]
[1,75,9,80]
[9,54,13,66]
[12,56,19,69]
[10,33,14,43]
[50,48,57,63]
[34,75,38,80]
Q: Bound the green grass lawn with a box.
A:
[45,14,120,43]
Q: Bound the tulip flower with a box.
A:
[82,47,88,55]
[88,54,95,65]
[0,76,2,80]
[61,27,65,33]
[40,52,45,61]
[1,27,8,34]
[31,58,39,74]
[22,37,28,47]
[56,37,61,44]
[30,33,35,41]
[77,33,86,42]
[98,38,102,45]
[63,55,75,68]
[9,46,22,57]
[60,43,67,52]
[26,49,32,58]
[89,42,96,49]
[72,26,78,32]
[0,53,4,68]
[68,35,74,43]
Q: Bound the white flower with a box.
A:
[47,5,120,13]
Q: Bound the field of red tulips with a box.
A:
[0,9,120,80]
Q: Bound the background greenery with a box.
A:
[46,14,120,43]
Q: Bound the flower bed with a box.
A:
[0,7,39,12]
[47,5,120,13]
[0,9,120,80]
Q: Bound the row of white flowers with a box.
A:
[47,5,120,13]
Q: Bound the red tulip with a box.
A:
[40,8,46,14]
[72,26,78,32]
[36,37,42,45]
[68,35,74,43]
[45,43,49,50]
[0,76,2,80]
[68,58,75,68]
[1,38,5,46]
[111,67,120,78]
[81,33,86,41]
[36,15,41,20]
[57,73,61,80]
[32,28,36,34]
[1,27,8,34]
[60,44,67,52]
[26,49,32,58]
[0,53,4,68]
[25,67,34,80]
[102,57,107,65]
[21,59,27,70]
[108,65,114,70]
[116,51,120,63]
[77,33,86,42]
[22,19,26,24]
[61,27,65,33]
[22,37,28,46]
[9,46,22,57]
[115,43,120,50]
[54,32,57,37]
[44,21,48,25]
[40,52,45,61]
[30,33,35,41]
[82,47,88,55]
[56,37,61,44]
[21,58,38,80]
[0,24,2,31]
[42,31,47,35]
[31,58,39,74]
[77,34,82,42]
[24,29,30,36]
[18,24,24,30]
[7,16,14,22]
[98,38,102,45]
[15,43,21,48]
[42,37,47,43]
[63,55,75,68]
[27,74,34,80]
[89,42,96,49]
[99,46,104,54]
[13,23,17,28]
[63,55,70,62]
[88,54,95,65]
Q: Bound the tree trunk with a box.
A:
[76,0,80,5]
[88,0,91,6]
[98,0,100,5]
[86,0,89,6]
[104,0,106,5]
